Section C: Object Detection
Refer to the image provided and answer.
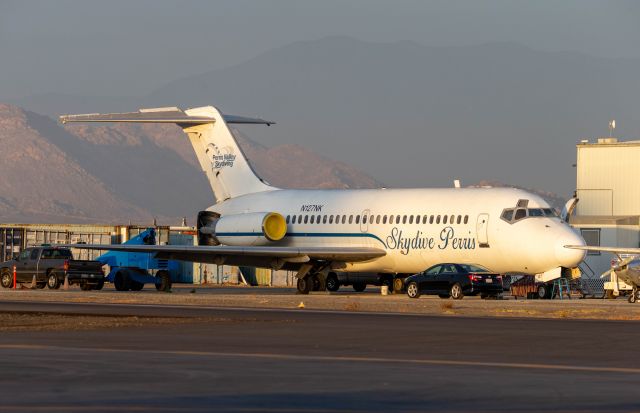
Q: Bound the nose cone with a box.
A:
[555,229,587,268]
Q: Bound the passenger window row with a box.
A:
[285,214,470,226]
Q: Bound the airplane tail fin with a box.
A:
[60,106,276,202]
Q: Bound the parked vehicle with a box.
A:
[97,228,173,292]
[405,263,503,299]
[0,246,105,290]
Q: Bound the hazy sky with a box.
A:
[1,0,639,98]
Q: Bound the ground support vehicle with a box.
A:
[510,267,583,299]
[97,229,173,292]
[325,272,405,293]
[404,263,503,299]
[0,246,104,290]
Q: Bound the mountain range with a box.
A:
[0,103,381,224]
[10,36,640,197]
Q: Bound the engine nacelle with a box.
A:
[200,212,287,246]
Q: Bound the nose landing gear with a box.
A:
[628,287,639,303]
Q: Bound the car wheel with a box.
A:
[94,278,105,291]
[406,282,420,299]
[297,276,313,294]
[352,283,366,292]
[326,274,340,292]
[0,270,12,289]
[450,283,464,300]
[47,271,61,290]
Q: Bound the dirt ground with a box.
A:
[2,284,640,322]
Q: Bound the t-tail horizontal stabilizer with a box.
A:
[59,106,277,201]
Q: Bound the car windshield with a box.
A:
[458,264,490,273]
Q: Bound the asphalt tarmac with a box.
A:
[0,301,638,412]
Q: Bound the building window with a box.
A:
[580,229,601,255]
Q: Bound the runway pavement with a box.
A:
[0,300,638,412]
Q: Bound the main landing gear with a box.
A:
[296,273,327,294]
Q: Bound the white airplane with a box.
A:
[564,246,640,303]
[59,105,587,294]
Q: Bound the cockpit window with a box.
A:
[514,208,527,221]
[501,204,560,224]
[528,208,545,217]
[501,209,514,222]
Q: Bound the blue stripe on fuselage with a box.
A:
[215,232,386,247]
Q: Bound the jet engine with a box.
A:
[197,211,287,246]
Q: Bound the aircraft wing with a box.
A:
[65,244,386,267]
[565,245,640,255]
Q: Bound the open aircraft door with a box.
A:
[476,213,490,248]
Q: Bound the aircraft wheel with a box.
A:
[393,278,404,293]
[537,284,551,299]
[297,276,313,294]
[326,274,340,292]
[352,283,366,292]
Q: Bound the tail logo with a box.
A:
[206,143,237,169]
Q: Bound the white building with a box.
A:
[571,137,640,278]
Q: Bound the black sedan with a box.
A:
[405,263,503,299]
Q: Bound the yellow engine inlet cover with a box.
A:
[263,213,287,241]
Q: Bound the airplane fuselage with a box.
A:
[210,186,586,275]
